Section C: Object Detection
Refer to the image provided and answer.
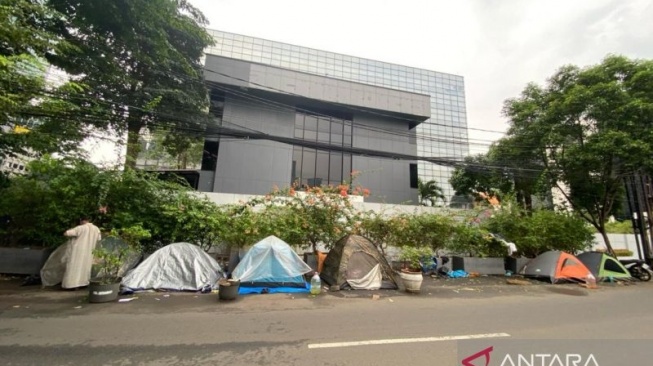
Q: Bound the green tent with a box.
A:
[577,252,632,281]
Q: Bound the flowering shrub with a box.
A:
[217,171,371,251]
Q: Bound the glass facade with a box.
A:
[205,29,469,199]
[292,111,353,188]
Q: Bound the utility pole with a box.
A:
[624,173,653,265]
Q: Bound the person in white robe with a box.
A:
[40,218,101,289]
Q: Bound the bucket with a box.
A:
[218,279,240,301]
[88,282,120,303]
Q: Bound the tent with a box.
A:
[121,243,223,292]
[41,236,140,287]
[577,252,632,281]
[231,236,312,294]
[520,251,592,283]
[320,235,398,290]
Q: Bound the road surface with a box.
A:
[1,278,652,365]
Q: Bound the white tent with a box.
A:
[121,243,223,291]
[41,236,140,287]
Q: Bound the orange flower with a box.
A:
[340,190,348,197]
[289,187,296,196]
[362,188,370,197]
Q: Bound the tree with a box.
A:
[449,140,546,211]
[489,135,547,211]
[502,55,653,254]
[45,0,215,168]
[140,129,203,169]
[450,154,510,200]
[0,0,85,158]
[417,179,446,206]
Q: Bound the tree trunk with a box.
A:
[125,121,143,169]
[524,193,533,212]
[599,229,615,256]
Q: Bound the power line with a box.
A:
[3,78,547,176]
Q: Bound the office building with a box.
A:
[199,30,469,204]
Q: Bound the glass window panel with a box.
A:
[343,154,352,180]
[318,131,329,143]
[301,149,316,183]
[329,152,343,184]
[317,117,330,132]
[304,129,317,141]
[316,151,329,181]
[344,123,352,146]
[330,133,343,145]
[305,116,317,131]
[292,148,302,183]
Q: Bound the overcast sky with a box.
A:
[189,0,653,154]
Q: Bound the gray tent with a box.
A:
[520,251,592,283]
[121,243,224,291]
[321,235,398,290]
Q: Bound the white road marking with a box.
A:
[308,332,511,349]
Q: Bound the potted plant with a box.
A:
[88,226,149,303]
[397,246,431,293]
[88,245,128,303]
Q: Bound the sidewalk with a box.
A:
[1,274,644,318]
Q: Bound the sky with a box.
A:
[188,0,653,155]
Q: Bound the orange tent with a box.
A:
[521,251,593,283]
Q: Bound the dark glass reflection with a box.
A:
[291,112,353,188]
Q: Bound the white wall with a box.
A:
[592,233,642,259]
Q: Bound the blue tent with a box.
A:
[231,236,312,294]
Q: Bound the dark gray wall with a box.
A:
[204,55,431,120]
[212,95,295,194]
[352,113,418,204]
[204,56,250,88]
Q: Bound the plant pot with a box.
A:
[218,279,240,301]
[88,281,120,303]
[398,271,423,293]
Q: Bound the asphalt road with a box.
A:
[1,278,652,365]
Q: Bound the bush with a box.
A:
[613,249,634,257]
[0,157,101,247]
[604,221,633,234]
[0,157,226,251]
[483,207,594,257]
[399,246,432,271]
[446,224,506,257]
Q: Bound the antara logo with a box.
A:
[498,354,599,366]
[461,346,601,366]
[461,346,493,366]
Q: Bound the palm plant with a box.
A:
[417,179,446,207]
